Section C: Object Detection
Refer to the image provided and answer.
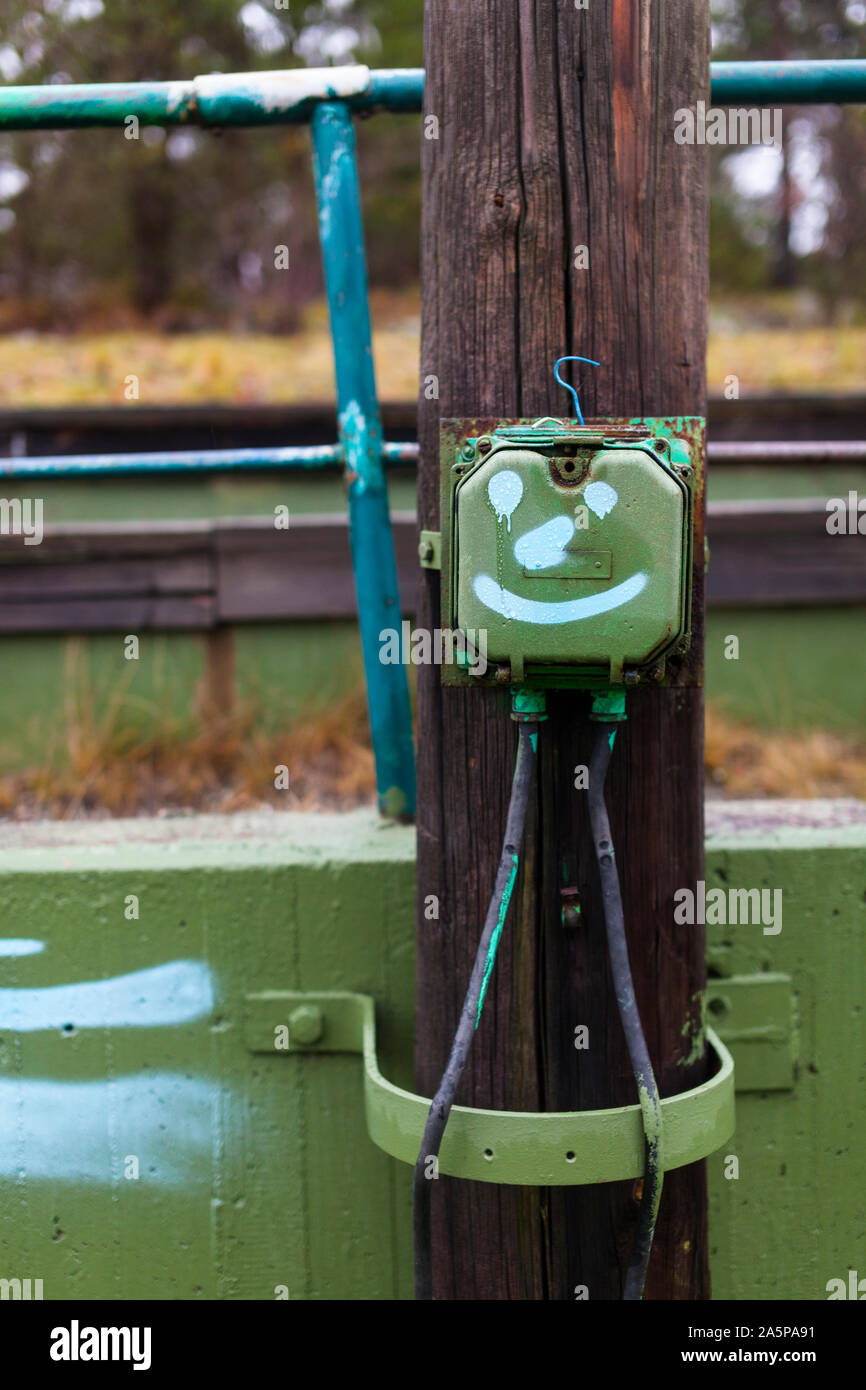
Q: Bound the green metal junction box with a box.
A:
[432,418,702,687]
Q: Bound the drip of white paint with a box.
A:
[487,470,524,532]
[194,66,372,114]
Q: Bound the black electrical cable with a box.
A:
[588,719,664,1301]
[412,719,538,1301]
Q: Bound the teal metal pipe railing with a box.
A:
[1,55,864,815]
[1,61,865,131]
[311,101,415,820]
[0,66,426,130]
[0,442,418,478]
[710,59,866,106]
[0,65,421,819]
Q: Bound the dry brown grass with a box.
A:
[705,705,866,799]
[0,694,863,820]
[0,291,422,406]
[0,689,376,820]
[1,288,863,407]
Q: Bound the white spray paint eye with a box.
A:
[514,515,575,570]
[583,481,618,519]
[487,470,524,532]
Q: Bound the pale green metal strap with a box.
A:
[245,991,736,1187]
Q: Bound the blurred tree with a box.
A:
[6,2,861,330]
[0,0,423,329]
[711,0,866,314]
[1,1,263,320]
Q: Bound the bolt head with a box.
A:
[289,1004,324,1045]
[623,669,640,687]
[418,540,433,562]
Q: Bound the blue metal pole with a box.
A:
[1,63,865,132]
[365,69,425,113]
[0,441,419,478]
[311,101,416,819]
[0,444,343,477]
[0,68,427,131]
[710,59,866,106]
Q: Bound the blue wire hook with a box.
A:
[553,355,600,426]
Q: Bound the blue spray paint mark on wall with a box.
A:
[0,960,214,1031]
[0,1074,214,1184]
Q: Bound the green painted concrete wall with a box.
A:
[705,608,866,732]
[705,806,866,1300]
[0,804,863,1299]
[0,811,416,1300]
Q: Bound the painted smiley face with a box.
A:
[473,471,648,625]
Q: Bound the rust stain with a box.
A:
[610,1,651,202]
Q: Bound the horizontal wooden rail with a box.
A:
[0,501,862,634]
[1,400,865,462]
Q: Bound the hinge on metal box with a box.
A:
[705,973,796,1092]
[245,990,735,1186]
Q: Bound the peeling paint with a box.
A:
[476,852,519,1027]
[678,991,707,1068]
[195,65,371,117]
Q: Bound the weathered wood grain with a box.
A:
[416,0,710,1299]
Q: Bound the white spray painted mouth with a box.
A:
[472,570,648,625]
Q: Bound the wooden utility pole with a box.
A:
[416,2,710,1299]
